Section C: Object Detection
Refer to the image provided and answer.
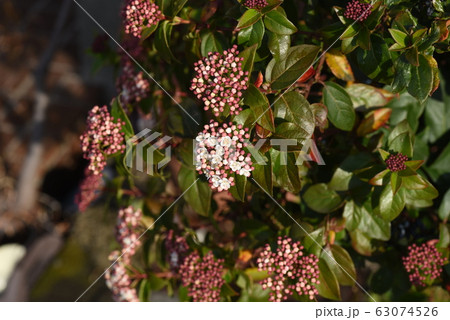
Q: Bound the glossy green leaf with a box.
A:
[268,45,320,90]
[356,34,393,82]
[438,189,450,221]
[407,54,433,102]
[111,98,134,139]
[243,84,275,132]
[374,183,406,221]
[154,21,177,63]
[388,28,409,47]
[322,245,356,286]
[238,43,257,76]
[303,183,342,214]
[316,259,341,301]
[178,166,211,216]
[270,149,301,193]
[238,19,265,48]
[273,91,314,146]
[267,31,290,61]
[236,9,261,29]
[251,154,273,196]
[263,10,297,35]
[200,31,226,57]
[229,174,247,202]
[357,200,391,240]
[323,82,355,131]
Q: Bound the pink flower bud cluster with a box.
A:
[179,251,225,302]
[190,45,249,116]
[244,0,268,10]
[117,61,150,106]
[165,230,189,272]
[116,206,143,263]
[123,0,163,38]
[195,121,254,191]
[75,168,103,212]
[105,251,139,302]
[403,243,447,287]
[104,206,143,302]
[80,105,126,175]
[257,237,320,301]
[344,0,372,21]
[386,152,408,172]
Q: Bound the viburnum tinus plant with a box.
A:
[79,0,450,301]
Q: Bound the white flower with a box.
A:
[196,133,205,142]
[229,160,242,172]
[211,154,222,165]
[219,178,231,190]
[207,136,218,147]
[196,147,208,155]
[211,175,221,188]
[239,168,251,177]
[215,144,224,156]
[220,136,232,148]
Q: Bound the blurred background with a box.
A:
[0,0,128,301]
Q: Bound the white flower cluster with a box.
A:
[195,121,253,191]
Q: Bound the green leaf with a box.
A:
[267,31,290,61]
[407,54,433,102]
[138,279,151,302]
[238,19,265,48]
[388,132,413,158]
[340,24,361,39]
[356,34,393,82]
[322,82,355,131]
[154,21,177,63]
[238,44,257,76]
[263,10,297,35]
[270,149,301,193]
[236,9,261,29]
[200,31,226,57]
[374,183,406,221]
[343,200,361,231]
[349,230,374,256]
[346,84,394,108]
[252,153,273,196]
[388,28,409,47]
[401,174,428,190]
[243,84,275,132]
[229,174,247,201]
[357,26,371,50]
[111,98,134,139]
[390,172,402,194]
[178,166,211,216]
[391,55,412,93]
[268,45,320,90]
[156,0,187,17]
[402,182,438,201]
[438,189,450,221]
[316,259,341,301]
[322,245,356,286]
[357,200,391,240]
[303,183,342,214]
[379,149,390,161]
[437,223,450,248]
[149,273,167,291]
[141,23,159,40]
[273,91,314,146]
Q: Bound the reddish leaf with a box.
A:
[296,66,315,83]
[357,108,392,136]
[254,71,263,88]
